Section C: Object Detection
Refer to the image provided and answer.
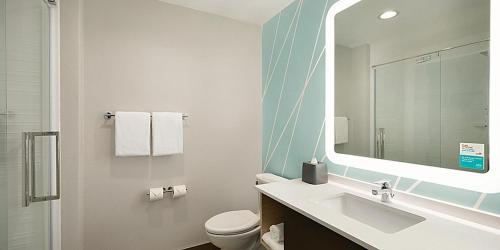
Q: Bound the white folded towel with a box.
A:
[255,173,289,184]
[115,112,151,156]
[270,223,284,242]
[152,112,183,156]
[262,232,284,250]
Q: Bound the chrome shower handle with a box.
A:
[376,128,385,159]
[23,131,61,207]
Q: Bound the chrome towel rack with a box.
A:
[104,111,188,120]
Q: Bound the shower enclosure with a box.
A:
[1,0,60,249]
[374,41,489,172]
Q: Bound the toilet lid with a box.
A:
[205,210,260,235]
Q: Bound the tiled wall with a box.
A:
[262,0,500,215]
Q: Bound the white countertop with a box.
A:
[256,179,500,250]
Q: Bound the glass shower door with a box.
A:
[374,53,441,166]
[1,0,59,249]
[374,41,489,172]
[1,0,7,247]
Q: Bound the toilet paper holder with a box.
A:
[146,186,188,196]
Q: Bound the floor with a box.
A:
[185,243,218,250]
[186,243,266,250]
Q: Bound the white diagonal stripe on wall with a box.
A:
[282,97,305,175]
[406,180,422,193]
[264,0,304,165]
[393,177,401,189]
[262,1,303,102]
[312,119,325,160]
[304,0,330,89]
[265,48,325,169]
[263,13,281,87]
[264,47,325,170]
[264,93,301,170]
[321,153,327,162]
[343,167,349,176]
[281,0,330,175]
[473,193,487,209]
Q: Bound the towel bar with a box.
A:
[104,111,188,120]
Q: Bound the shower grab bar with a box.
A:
[22,131,61,207]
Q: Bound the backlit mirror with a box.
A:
[334,0,489,172]
[325,0,500,192]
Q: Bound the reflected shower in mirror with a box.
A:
[334,0,490,172]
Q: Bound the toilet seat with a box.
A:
[205,210,260,235]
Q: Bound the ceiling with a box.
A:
[335,0,490,48]
[158,0,295,25]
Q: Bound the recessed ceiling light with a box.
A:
[379,10,398,20]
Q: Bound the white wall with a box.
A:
[334,44,370,157]
[60,0,84,249]
[61,0,262,249]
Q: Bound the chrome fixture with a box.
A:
[372,39,489,68]
[22,131,61,207]
[416,55,433,64]
[45,0,57,6]
[146,186,188,196]
[372,180,394,202]
[375,128,385,159]
[104,111,188,120]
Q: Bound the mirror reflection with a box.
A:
[334,0,490,172]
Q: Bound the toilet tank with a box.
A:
[256,173,288,184]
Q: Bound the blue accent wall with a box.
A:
[262,0,500,215]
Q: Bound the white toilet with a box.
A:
[204,173,287,250]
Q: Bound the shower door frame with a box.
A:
[47,0,61,249]
[3,0,60,248]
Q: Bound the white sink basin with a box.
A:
[317,193,425,233]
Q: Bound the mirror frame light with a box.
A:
[325,0,500,193]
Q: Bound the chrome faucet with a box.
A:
[372,180,394,202]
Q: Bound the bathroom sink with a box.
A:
[317,193,425,233]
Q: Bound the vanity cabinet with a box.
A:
[260,194,365,250]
